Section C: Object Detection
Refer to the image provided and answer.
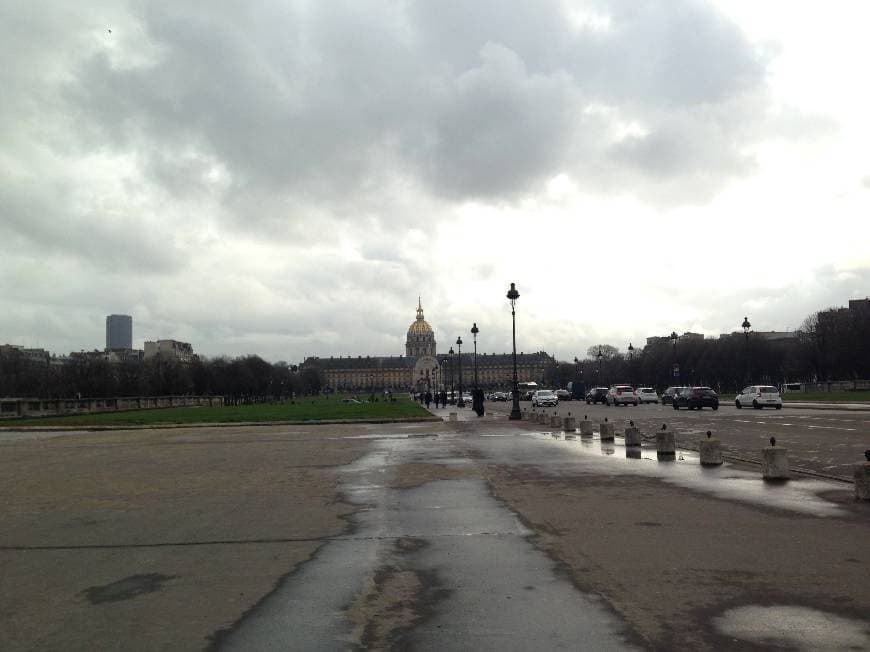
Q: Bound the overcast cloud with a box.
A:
[1,1,868,362]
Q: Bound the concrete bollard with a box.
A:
[855,450,870,501]
[579,415,594,437]
[522,409,528,420]
[699,431,723,466]
[656,424,675,460]
[538,412,549,425]
[624,420,642,447]
[449,412,458,422]
[762,437,789,480]
[550,415,562,428]
[563,416,576,432]
[599,417,615,442]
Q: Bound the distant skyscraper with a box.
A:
[106,314,132,350]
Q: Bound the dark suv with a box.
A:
[661,386,687,405]
[585,387,609,404]
[673,387,719,410]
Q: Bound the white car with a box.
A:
[735,385,783,410]
[532,390,559,407]
[606,385,638,406]
[636,387,659,404]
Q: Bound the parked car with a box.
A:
[673,387,719,410]
[606,385,639,406]
[532,389,559,407]
[736,385,783,409]
[585,387,609,404]
[636,387,659,404]
[555,389,571,401]
[661,386,687,405]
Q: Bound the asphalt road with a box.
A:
[2,415,868,650]
[482,399,870,481]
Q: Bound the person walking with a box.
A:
[434,392,440,409]
[425,390,432,409]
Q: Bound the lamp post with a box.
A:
[449,347,455,404]
[628,342,634,386]
[670,331,679,382]
[507,282,521,420]
[470,323,479,389]
[596,346,603,385]
[742,316,752,384]
[456,337,465,407]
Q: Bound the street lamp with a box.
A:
[596,346,603,384]
[742,316,752,383]
[456,336,465,407]
[449,347,455,404]
[507,282,521,420]
[628,342,634,386]
[470,322,479,389]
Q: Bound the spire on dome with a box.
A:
[417,297,424,320]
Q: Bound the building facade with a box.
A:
[144,339,196,364]
[303,300,553,393]
[106,314,133,350]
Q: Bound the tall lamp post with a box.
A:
[670,331,679,382]
[470,322,479,389]
[596,346,603,385]
[742,316,752,384]
[628,342,634,386]
[507,282,521,420]
[449,347,455,404]
[456,337,465,407]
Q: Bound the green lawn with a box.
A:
[782,391,870,402]
[5,394,432,427]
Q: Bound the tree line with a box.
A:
[543,305,870,392]
[0,354,326,402]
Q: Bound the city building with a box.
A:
[106,314,133,350]
[144,340,196,364]
[303,299,554,393]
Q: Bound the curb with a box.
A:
[0,416,442,433]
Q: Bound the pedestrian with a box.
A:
[425,390,432,409]
[434,392,440,409]
[441,390,447,407]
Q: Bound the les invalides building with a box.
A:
[303,299,553,393]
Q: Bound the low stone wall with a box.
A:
[0,395,224,419]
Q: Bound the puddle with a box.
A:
[712,605,870,650]
[531,433,845,518]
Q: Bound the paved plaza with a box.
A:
[1,406,869,650]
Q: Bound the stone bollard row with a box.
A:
[563,415,576,432]
[579,415,594,437]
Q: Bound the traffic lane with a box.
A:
[485,400,870,480]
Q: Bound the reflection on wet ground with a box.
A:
[503,430,848,518]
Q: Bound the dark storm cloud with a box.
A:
[60,0,777,215]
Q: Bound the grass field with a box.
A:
[4,394,433,427]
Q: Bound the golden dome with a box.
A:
[408,297,433,336]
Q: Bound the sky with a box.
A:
[2,0,869,363]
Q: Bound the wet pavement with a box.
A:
[220,439,642,650]
[2,416,868,650]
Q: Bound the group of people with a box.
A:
[417,388,486,417]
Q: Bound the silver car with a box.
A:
[531,390,559,407]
